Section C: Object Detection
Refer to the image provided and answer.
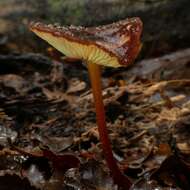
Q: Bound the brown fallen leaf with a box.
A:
[151,155,190,189]
[67,79,86,94]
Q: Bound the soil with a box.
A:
[0,42,190,189]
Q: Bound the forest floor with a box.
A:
[0,37,190,190]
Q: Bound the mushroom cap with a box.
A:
[30,18,142,68]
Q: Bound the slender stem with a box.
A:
[87,62,132,189]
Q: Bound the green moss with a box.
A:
[47,0,86,25]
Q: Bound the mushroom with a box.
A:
[30,17,142,189]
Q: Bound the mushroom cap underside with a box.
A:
[30,17,142,68]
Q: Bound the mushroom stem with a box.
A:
[87,62,132,189]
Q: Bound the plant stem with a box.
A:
[87,62,132,189]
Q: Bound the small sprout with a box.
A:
[30,17,143,189]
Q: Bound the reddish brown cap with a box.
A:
[30,18,142,68]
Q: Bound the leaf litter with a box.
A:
[0,48,190,190]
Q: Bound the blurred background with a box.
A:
[0,0,190,60]
[0,2,190,190]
